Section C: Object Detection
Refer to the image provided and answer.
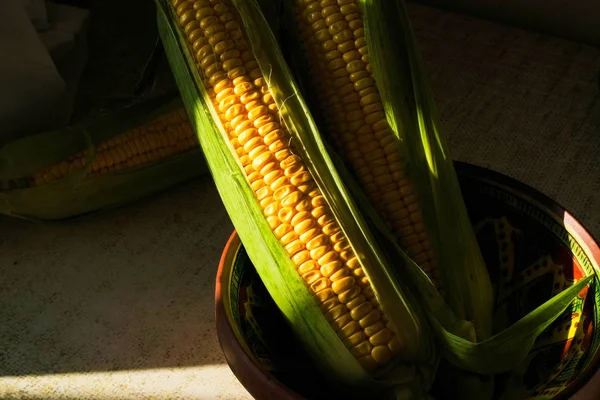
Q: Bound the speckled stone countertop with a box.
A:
[0,176,251,399]
[1,2,599,400]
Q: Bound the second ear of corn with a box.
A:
[290,0,444,294]
[170,0,410,372]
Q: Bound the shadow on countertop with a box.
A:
[0,176,233,376]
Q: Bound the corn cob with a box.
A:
[30,108,197,186]
[170,0,407,371]
[291,0,444,294]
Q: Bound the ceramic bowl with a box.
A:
[215,162,600,400]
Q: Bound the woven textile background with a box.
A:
[409,4,600,238]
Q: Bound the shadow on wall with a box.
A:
[0,176,233,377]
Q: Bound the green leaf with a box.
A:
[360,0,494,342]
[434,275,594,374]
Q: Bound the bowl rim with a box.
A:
[215,231,306,400]
[215,161,600,400]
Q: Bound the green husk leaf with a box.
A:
[433,275,593,374]
[361,0,494,341]
[157,0,436,395]
[394,0,495,340]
